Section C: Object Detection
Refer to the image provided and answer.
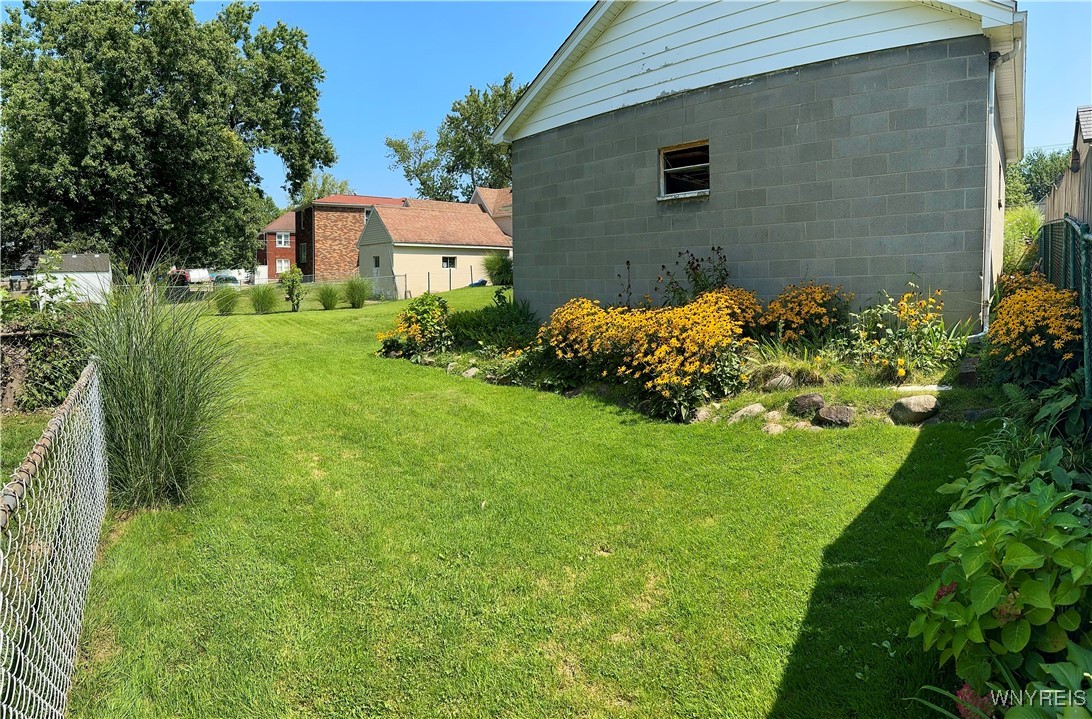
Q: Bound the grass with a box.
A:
[1,411,51,477]
[72,286,983,717]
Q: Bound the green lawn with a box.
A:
[71,287,977,717]
[1,410,51,477]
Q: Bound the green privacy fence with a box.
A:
[1038,214,1092,398]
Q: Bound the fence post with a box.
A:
[448,268,452,292]
[1082,227,1092,400]
[427,272,430,293]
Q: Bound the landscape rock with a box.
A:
[963,408,996,422]
[446,362,458,373]
[462,367,480,379]
[958,356,979,387]
[789,393,825,416]
[728,403,766,424]
[764,410,783,423]
[693,405,717,423]
[792,421,823,433]
[764,373,794,391]
[889,395,940,425]
[763,423,785,435]
[816,405,855,427]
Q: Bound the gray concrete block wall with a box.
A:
[511,36,990,323]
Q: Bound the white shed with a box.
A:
[38,253,112,304]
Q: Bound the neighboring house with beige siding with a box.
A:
[471,187,514,237]
[493,0,1027,326]
[358,199,513,297]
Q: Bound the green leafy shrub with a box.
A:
[910,461,1092,698]
[0,305,85,411]
[280,267,305,312]
[1003,205,1043,273]
[483,253,513,286]
[211,286,239,316]
[77,280,236,507]
[248,284,278,315]
[345,277,371,309]
[840,285,968,382]
[377,293,452,360]
[316,284,340,310]
[447,289,538,352]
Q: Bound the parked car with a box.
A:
[213,274,241,289]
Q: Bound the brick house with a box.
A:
[295,194,405,280]
[493,0,1027,326]
[256,211,296,279]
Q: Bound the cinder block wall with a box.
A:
[511,36,990,322]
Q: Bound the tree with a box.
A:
[1,1,336,272]
[1004,148,1071,207]
[386,74,525,202]
[288,170,353,209]
[1018,148,1071,204]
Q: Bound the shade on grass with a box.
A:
[71,287,973,717]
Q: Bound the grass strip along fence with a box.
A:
[1039,213,1092,398]
[0,361,108,718]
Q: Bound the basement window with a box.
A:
[442,256,457,269]
[660,142,710,200]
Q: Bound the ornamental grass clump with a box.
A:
[77,280,237,507]
[248,283,278,315]
[316,283,340,310]
[211,286,239,316]
[761,281,853,344]
[988,283,1082,385]
[344,277,371,308]
[541,288,753,420]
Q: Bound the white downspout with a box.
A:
[971,39,1021,341]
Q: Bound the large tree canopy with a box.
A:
[1,0,336,271]
[1004,148,1071,207]
[288,170,353,210]
[386,74,524,202]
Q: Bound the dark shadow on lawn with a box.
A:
[767,423,982,719]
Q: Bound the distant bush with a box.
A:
[761,281,853,344]
[448,289,538,352]
[280,267,305,312]
[345,277,371,308]
[211,287,239,316]
[1002,204,1042,273]
[248,284,278,315]
[377,293,452,359]
[316,284,340,310]
[77,280,236,507]
[483,253,513,286]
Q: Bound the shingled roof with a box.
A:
[311,194,405,208]
[1077,106,1092,145]
[369,204,512,248]
[262,211,295,233]
[403,198,487,213]
[473,187,513,218]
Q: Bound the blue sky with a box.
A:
[192,1,1092,207]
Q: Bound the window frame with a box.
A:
[373,256,381,269]
[275,231,291,248]
[658,140,711,201]
[441,256,457,269]
[275,258,290,274]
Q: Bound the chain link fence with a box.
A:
[1039,214,1092,398]
[0,361,108,718]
